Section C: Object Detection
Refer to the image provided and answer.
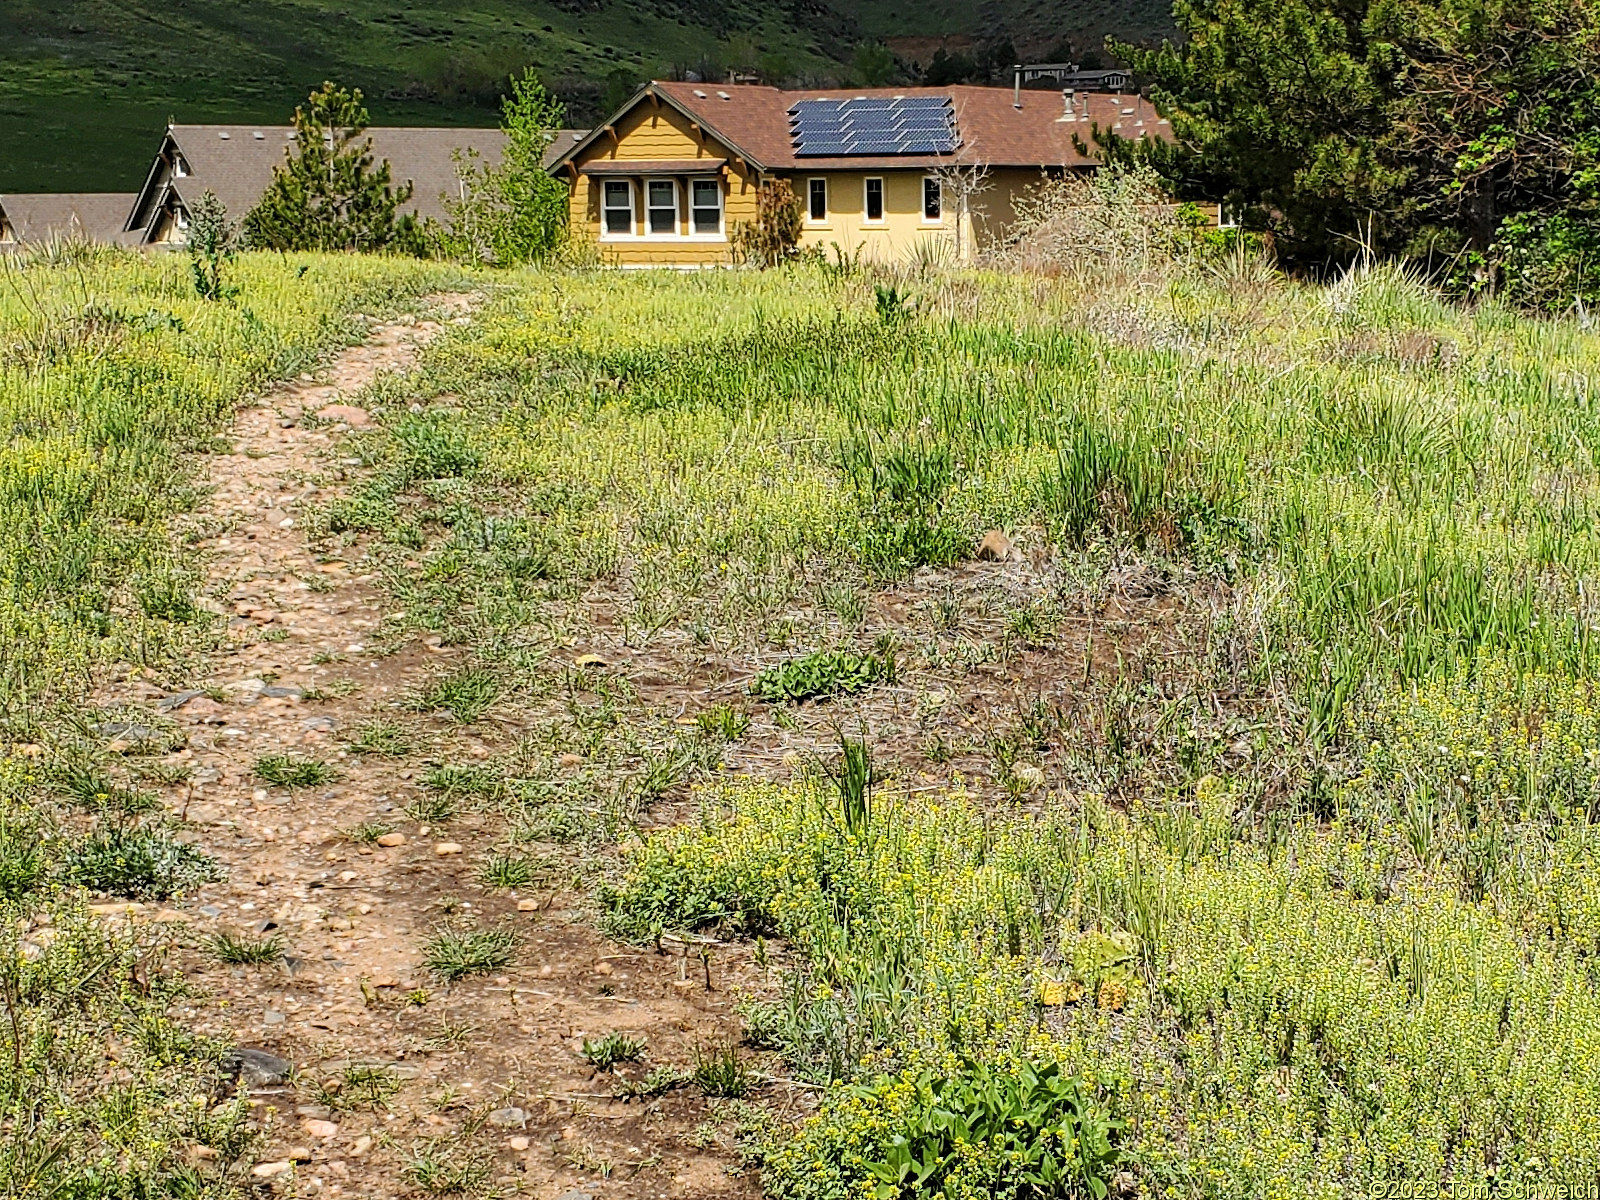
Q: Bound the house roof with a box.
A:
[127,125,588,234]
[0,193,141,244]
[550,82,1168,175]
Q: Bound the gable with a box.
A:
[571,100,738,171]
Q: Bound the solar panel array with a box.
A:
[788,96,959,157]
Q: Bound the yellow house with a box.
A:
[548,81,1171,268]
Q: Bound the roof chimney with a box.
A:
[1013,64,1023,109]
[1063,89,1076,120]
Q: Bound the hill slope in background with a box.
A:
[0,0,1173,192]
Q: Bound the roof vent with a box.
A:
[218,131,230,139]
[253,131,265,139]
[693,89,707,98]
[716,90,731,99]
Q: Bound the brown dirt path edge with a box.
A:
[95,296,765,1200]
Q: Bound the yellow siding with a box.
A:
[970,168,1054,250]
[564,100,756,267]
[559,96,1061,267]
[585,102,715,162]
[784,167,1057,264]
[786,170,952,265]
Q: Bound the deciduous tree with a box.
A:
[440,70,570,267]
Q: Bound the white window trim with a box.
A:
[921,175,944,225]
[863,177,886,226]
[600,179,635,239]
[686,176,726,241]
[645,177,680,238]
[806,177,829,227]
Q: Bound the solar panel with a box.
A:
[789,96,959,156]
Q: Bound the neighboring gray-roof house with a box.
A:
[0,193,141,246]
[125,125,588,245]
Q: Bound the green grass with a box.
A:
[347,717,413,757]
[317,259,1600,1197]
[422,924,518,981]
[691,1041,751,1098]
[476,851,538,890]
[15,247,1600,1196]
[0,1,1172,191]
[408,666,501,723]
[252,753,338,788]
[211,930,287,965]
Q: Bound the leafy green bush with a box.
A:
[768,1059,1123,1200]
[753,649,891,703]
[63,826,220,899]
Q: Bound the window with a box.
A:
[864,177,884,223]
[808,178,828,223]
[647,179,677,235]
[923,176,941,222]
[691,178,722,234]
[602,180,633,236]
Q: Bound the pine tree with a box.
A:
[244,83,424,254]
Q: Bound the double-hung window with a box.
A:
[646,179,677,235]
[808,178,828,223]
[864,177,885,223]
[923,176,942,222]
[690,178,722,234]
[602,180,633,236]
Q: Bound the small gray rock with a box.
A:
[555,1192,594,1200]
[158,690,205,712]
[302,716,337,732]
[262,685,304,698]
[487,1106,529,1128]
[199,905,222,918]
[226,1048,291,1086]
[263,1009,286,1026]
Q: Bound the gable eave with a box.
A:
[546,83,770,177]
[126,127,179,232]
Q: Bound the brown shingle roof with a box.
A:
[0,194,141,244]
[130,125,589,234]
[557,83,1168,173]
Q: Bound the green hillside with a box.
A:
[0,0,1173,192]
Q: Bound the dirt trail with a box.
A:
[98,297,762,1200]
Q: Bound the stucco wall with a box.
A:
[564,100,756,267]
[784,170,954,265]
[780,166,1060,265]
